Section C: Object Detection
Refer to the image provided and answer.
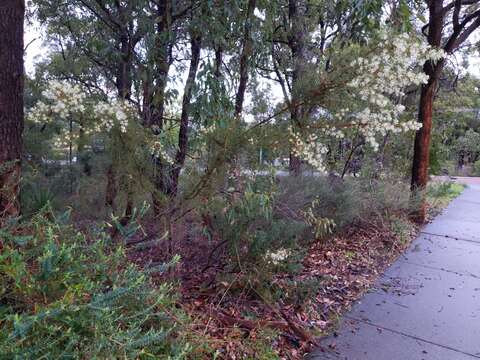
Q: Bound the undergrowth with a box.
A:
[1,177,464,359]
[0,207,191,359]
[427,180,465,214]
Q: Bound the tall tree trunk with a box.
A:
[411,73,436,221]
[214,46,223,79]
[289,152,302,176]
[169,31,202,197]
[234,0,256,117]
[229,0,256,192]
[105,18,134,211]
[288,0,307,176]
[116,31,133,100]
[149,0,172,128]
[151,0,174,213]
[105,164,117,208]
[410,1,444,223]
[0,0,24,223]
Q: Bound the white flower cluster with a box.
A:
[342,32,444,150]
[53,129,79,148]
[150,139,174,164]
[289,126,328,173]
[199,121,218,136]
[41,81,87,118]
[264,248,290,265]
[28,80,133,138]
[290,31,446,170]
[28,82,86,125]
[147,125,176,165]
[93,100,130,133]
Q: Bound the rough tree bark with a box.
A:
[234,0,257,116]
[168,30,202,197]
[411,0,480,223]
[150,0,175,213]
[411,2,444,223]
[0,0,24,223]
[411,62,441,221]
[105,8,136,210]
[214,46,223,79]
[288,0,308,176]
[147,0,173,129]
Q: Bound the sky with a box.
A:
[24,22,480,82]
[466,53,480,77]
[25,21,44,76]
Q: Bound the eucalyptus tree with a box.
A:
[34,0,151,99]
[411,0,480,223]
[33,0,206,212]
[34,0,151,212]
[0,0,24,222]
[235,0,258,116]
[163,1,203,197]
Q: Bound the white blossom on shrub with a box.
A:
[93,100,130,133]
[28,80,134,140]
[289,127,329,173]
[290,31,446,171]
[264,248,290,265]
[150,139,174,164]
[30,81,175,164]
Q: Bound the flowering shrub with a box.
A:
[28,81,133,149]
[264,248,291,265]
[27,80,183,200]
[201,179,307,269]
[289,30,446,172]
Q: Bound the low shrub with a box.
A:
[197,174,421,324]
[473,159,480,176]
[427,181,465,211]
[389,216,415,245]
[202,183,307,270]
[0,208,190,359]
[277,176,359,229]
[277,175,415,231]
[20,182,56,218]
[359,177,416,219]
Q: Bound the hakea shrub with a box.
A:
[289,30,446,173]
[0,208,191,358]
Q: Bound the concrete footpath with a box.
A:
[310,178,480,360]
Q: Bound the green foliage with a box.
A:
[429,138,446,175]
[275,277,324,307]
[390,216,414,245]
[473,159,480,175]
[278,176,415,232]
[20,182,56,218]
[361,177,417,218]
[427,181,465,207]
[454,129,480,164]
[277,176,357,230]
[428,74,480,175]
[242,329,280,360]
[302,199,336,238]
[0,208,190,359]
[13,0,480,356]
[203,180,307,269]
[202,174,418,308]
